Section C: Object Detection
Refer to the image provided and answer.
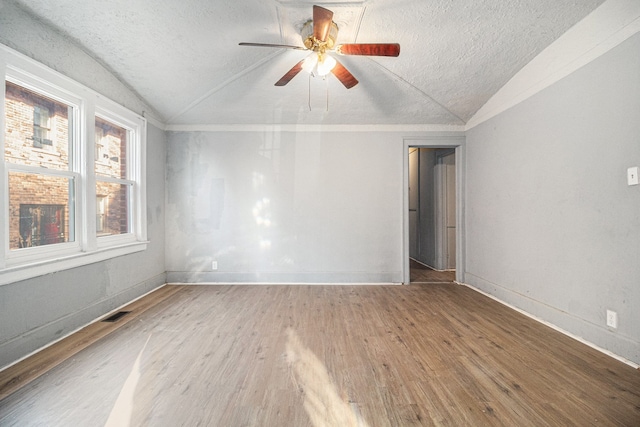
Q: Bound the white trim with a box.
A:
[166,124,465,133]
[0,63,6,270]
[143,113,165,131]
[462,282,640,369]
[5,162,80,178]
[467,0,640,130]
[95,175,135,185]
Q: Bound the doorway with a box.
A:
[403,138,464,284]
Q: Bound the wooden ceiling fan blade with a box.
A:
[313,5,334,42]
[335,43,401,57]
[331,60,358,89]
[275,60,305,86]
[239,42,306,50]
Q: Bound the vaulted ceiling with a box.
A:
[8,0,605,126]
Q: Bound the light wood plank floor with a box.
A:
[0,284,638,426]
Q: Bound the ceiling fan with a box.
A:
[239,5,400,89]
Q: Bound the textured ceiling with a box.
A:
[9,0,605,126]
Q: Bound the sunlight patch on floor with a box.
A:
[286,328,369,427]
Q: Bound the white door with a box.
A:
[443,152,456,269]
[408,148,419,258]
[435,150,456,270]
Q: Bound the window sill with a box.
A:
[0,241,148,286]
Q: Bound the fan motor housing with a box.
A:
[301,20,339,50]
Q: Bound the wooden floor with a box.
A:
[1,284,639,426]
[410,259,456,283]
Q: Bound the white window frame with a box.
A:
[0,45,147,286]
[94,105,145,249]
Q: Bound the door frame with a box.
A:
[402,136,465,284]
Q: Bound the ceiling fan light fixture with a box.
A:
[240,5,398,89]
[316,54,336,76]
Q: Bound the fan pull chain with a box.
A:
[326,77,329,112]
[308,74,312,111]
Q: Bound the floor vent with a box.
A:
[102,311,131,323]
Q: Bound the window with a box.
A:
[1,46,147,285]
[95,116,132,238]
[5,82,75,252]
[19,204,66,247]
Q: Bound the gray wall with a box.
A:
[166,130,406,283]
[0,3,166,369]
[465,33,640,364]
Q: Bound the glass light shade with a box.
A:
[302,54,318,73]
[316,55,337,76]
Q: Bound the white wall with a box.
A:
[166,130,408,283]
[465,33,640,364]
[0,3,166,369]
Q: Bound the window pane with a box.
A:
[95,117,127,179]
[9,172,75,249]
[96,181,130,236]
[5,81,72,171]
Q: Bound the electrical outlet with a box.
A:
[606,310,617,329]
[211,261,218,270]
[628,167,639,186]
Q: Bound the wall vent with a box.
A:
[101,311,131,323]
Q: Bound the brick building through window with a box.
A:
[4,82,132,249]
[5,81,72,250]
[95,117,129,236]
